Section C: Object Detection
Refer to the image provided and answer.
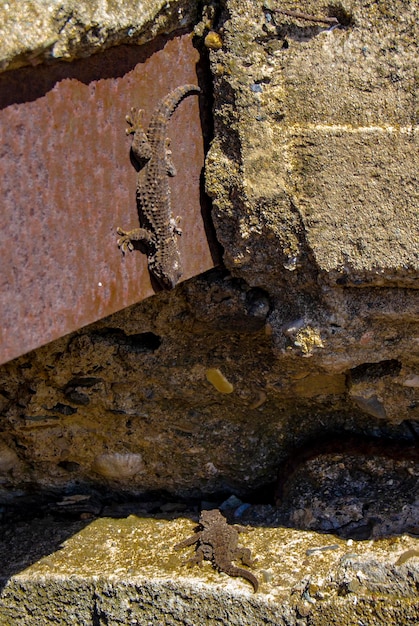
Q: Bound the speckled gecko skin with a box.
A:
[175,509,259,592]
[117,84,200,290]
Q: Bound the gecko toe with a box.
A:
[116,231,134,253]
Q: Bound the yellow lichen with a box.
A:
[294,326,324,355]
[204,31,223,50]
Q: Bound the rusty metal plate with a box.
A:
[0,34,217,365]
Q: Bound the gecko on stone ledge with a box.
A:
[174,508,259,592]
[117,84,201,290]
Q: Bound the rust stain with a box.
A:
[0,34,218,365]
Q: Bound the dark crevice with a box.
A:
[49,403,78,416]
[57,461,81,472]
[91,329,162,353]
[64,377,104,389]
[327,3,354,27]
[274,431,419,502]
[350,359,402,381]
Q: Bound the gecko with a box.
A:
[174,508,259,592]
[117,84,201,290]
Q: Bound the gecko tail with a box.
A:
[226,565,259,592]
[148,84,201,137]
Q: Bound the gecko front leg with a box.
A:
[116,226,153,253]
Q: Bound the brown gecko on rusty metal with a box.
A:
[174,509,259,592]
[117,84,200,290]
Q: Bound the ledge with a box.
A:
[0,0,198,74]
[1,512,418,624]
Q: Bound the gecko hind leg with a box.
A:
[235,547,258,567]
[169,216,182,236]
[185,547,205,568]
[165,137,177,176]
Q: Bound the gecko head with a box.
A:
[152,253,183,290]
[199,509,224,528]
[149,246,182,290]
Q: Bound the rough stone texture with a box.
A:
[203,0,419,423]
[0,0,419,623]
[0,511,418,624]
[0,267,418,504]
[273,446,419,539]
[0,0,199,73]
[206,0,419,288]
[0,0,417,495]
